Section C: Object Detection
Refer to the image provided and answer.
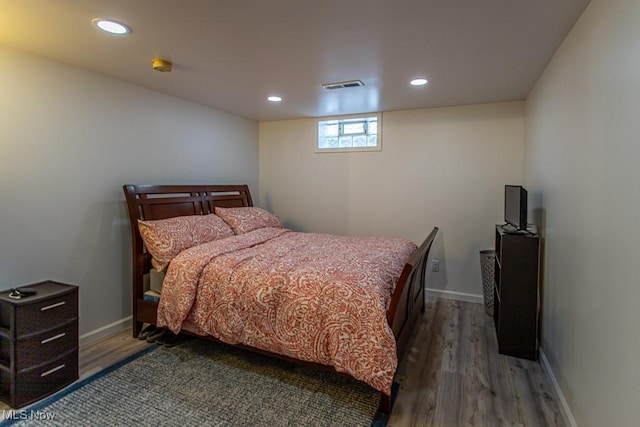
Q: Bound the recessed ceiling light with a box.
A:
[267,96,282,102]
[410,78,428,86]
[92,18,131,35]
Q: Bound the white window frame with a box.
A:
[314,113,382,153]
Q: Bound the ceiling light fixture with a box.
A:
[267,96,282,102]
[92,18,131,35]
[410,78,428,86]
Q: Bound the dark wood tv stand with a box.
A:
[493,225,541,360]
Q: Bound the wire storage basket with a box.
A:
[479,250,495,316]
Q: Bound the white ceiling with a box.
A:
[0,0,590,122]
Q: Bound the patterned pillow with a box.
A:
[214,207,283,234]
[138,214,234,265]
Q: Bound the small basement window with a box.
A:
[316,113,382,153]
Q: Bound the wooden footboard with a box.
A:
[380,226,438,412]
[388,226,439,358]
[123,184,438,414]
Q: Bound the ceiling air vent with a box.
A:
[322,80,365,90]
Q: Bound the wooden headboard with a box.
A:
[122,184,253,334]
[123,184,253,220]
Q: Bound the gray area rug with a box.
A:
[2,337,383,426]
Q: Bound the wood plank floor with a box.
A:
[2,298,565,426]
[389,298,565,427]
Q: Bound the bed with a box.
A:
[123,184,438,412]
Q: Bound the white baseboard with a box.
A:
[539,348,577,427]
[79,316,132,348]
[426,288,483,304]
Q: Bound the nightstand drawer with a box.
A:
[2,321,78,371]
[1,349,78,408]
[14,292,78,337]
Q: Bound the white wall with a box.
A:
[0,47,258,342]
[259,102,524,298]
[524,0,640,425]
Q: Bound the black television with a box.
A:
[504,185,528,231]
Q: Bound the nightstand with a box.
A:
[0,281,79,408]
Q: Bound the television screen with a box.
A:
[504,185,527,230]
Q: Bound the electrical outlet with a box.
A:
[431,260,440,272]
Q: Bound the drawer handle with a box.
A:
[41,364,65,377]
[41,333,66,344]
[40,301,66,311]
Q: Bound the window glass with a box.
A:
[316,114,381,152]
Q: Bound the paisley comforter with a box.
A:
[156,227,417,394]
